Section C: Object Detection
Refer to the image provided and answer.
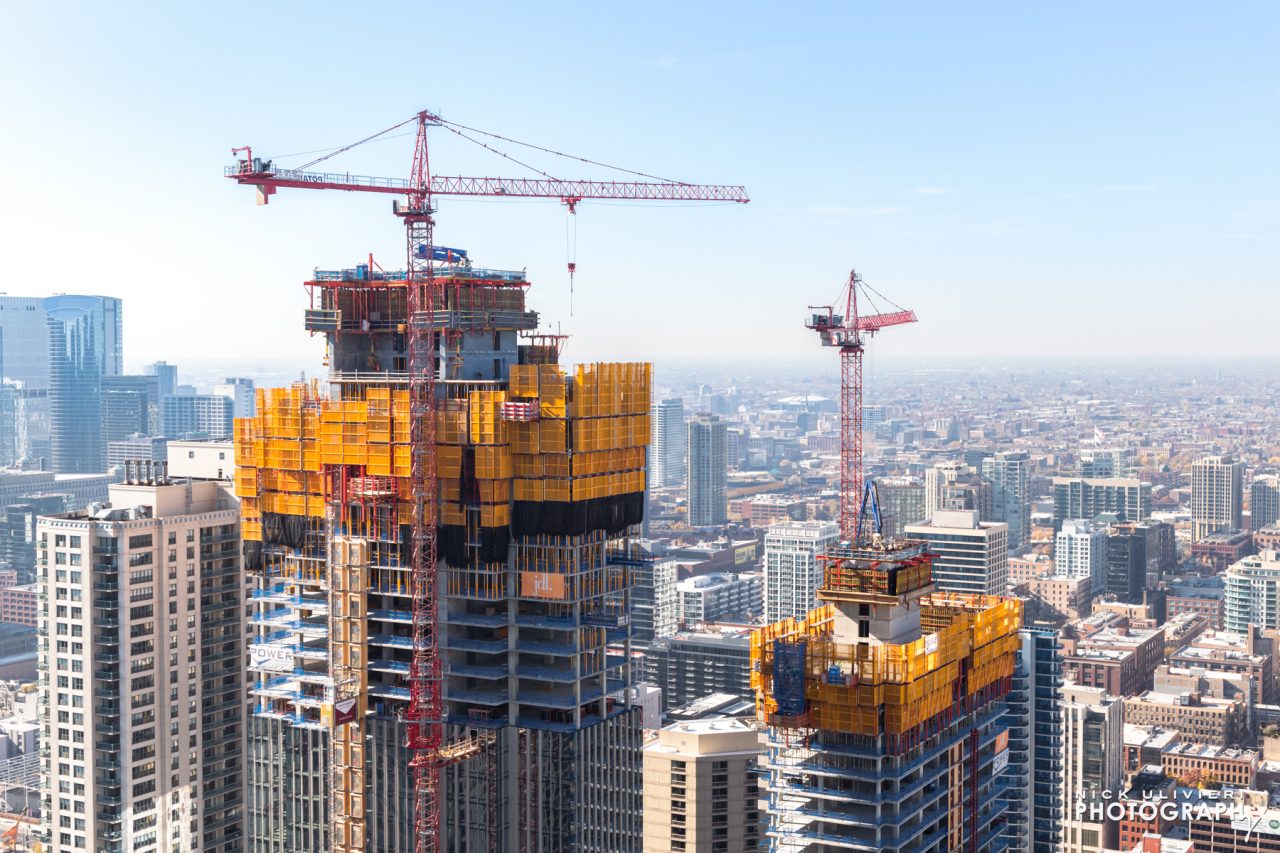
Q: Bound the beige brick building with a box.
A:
[642,716,762,852]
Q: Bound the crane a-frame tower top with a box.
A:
[226,108,747,853]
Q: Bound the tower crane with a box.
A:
[226,108,748,853]
[806,270,917,542]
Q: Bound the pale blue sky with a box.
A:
[2,2,1276,368]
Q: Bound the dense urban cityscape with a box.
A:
[4,4,1277,853]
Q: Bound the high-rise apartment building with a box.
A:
[983,451,1031,549]
[753,540,1021,850]
[37,467,243,853]
[876,477,926,539]
[1078,448,1128,479]
[1191,455,1244,541]
[646,629,754,712]
[675,572,762,625]
[0,296,52,390]
[687,414,727,527]
[650,398,685,488]
[1252,475,1280,531]
[1225,550,1280,634]
[1054,519,1107,595]
[1052,477,1151,530]
[44,295,123,473]
[1003,626,1063,853]
[1105,521,1168,604]
[905,509,1009,596]
[763,520,839,623]
[641,716,762,852]
[236,260,647,851]
[1059,684,1122,853]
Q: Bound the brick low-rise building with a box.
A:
[1123,690,1249,747]
[0,583,37,626]
[1062,624,1166,697]
[1161,741,1258,788]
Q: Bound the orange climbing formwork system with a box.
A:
[751,592,1021,752]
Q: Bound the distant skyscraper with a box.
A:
[1078,448,1127,478]
[983,451,1031,549]
[763,520,839,622]
[1059,684,1122,853]
[1055,519,1108,594]
[144,360,178,398]
[44,294,123,472]
[0,295,52,389]
[101,388,148,441]
[877,478,926,538]
[1051,477,1151,530]
[213,376,256,420]
[905,509,1009,595]
[650,397,685,487]
[161,394,233,439]
[1252,475,1280,530]
[1105,521,1165,604]
[687,413,727,526]
[1003,626,1063,853]
[647,630,753,712]
[1191,455,1244,540]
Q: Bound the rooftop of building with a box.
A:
[675,571,761,592]
[1123,724,1181,751]
[1130,690,1240,709]
[667,693,756,722]
[1161,741,1258,761]
[1193,529,1252,546]
[1174,634,1268,664]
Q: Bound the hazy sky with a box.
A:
[2,3,1276,369]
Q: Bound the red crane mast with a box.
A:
[806,270,917,541]
[227,109,747,853]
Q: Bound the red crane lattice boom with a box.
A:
[807,269,917,542]
[227,108,747,853]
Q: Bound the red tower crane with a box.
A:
[226,109,748,853]
[806,270,917,542]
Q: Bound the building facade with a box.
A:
[641,717,762,852]
[44,295,124,473]
[762,520,839,623]
[983,451,1031,549]
[1052,477,1151,530]
[37,474,243,853]
[1191,455,1245,541]
[1055,519,1107,594]
[650,398,685,488]
[161,396,234,440]
[1224,550,1280,634]
[904,509,1009,596]
[687,414,727,527]
[1002,626,1063,853]
[646,630,753,713]
[1253,475,1280,531]
[1059,684,1123,853]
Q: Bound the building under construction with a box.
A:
[751,538,1022,852]
[236,259,647,851]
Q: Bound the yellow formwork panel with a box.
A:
[478,480,512,505]
[437,446,463,479]
[475,446,513,480]
[468,390,507,446]
[514,479,543,501]
[509,364,539,398]
[480,504,510,528]
[539,420,567,452]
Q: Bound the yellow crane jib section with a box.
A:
[751,596,1022,750]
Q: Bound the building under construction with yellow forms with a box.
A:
[751,539,1022,852]
[236,260,646,853]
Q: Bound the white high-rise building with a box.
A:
[1252,475,1280,531]
[904,509,1009,596]
[1059,684,1122,853]
[1191,454,1244,541]
[763,520,839,622]
[1224,550,1280,634]
[37,465,244,853]
[1054,519,1108,594]
[650,398,685,488]
[687,414,727,527]
[212,377,256,421]
[924,460,967,520]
